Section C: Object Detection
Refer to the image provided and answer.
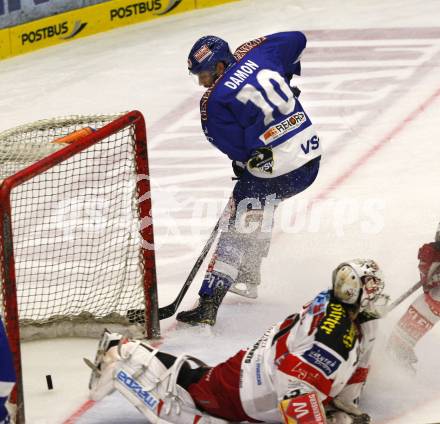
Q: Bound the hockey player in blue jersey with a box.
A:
[177,32,321,326]
[0,318,15,423]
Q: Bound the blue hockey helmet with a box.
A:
[187,36,235,75]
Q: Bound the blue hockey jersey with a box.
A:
[0,319,15,423]
[200,31,321,178]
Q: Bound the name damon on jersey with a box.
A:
[224,60,259,90]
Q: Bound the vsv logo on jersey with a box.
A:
[116,370,159,410]
[259,112,306,144]
[247,147,274,174]
[301,135,320,154]
[302,345,341,376]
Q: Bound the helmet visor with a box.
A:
[189,69,217,88]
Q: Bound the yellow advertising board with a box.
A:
[196,0,237,8]
[1,0,238,60]
[0,28,11,59]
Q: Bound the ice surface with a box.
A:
[1,0,440,422]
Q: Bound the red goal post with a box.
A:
[0,111,159,423]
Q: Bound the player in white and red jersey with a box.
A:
[387,223,440,371]
[86,259,389,424]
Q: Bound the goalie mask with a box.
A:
[332,259,389,318]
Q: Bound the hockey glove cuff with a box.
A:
[232,160,246,179]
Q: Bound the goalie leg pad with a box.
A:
[424,285,440,317]
[87,330,124,401]
[387,292,440,370]
[114,341,227,424]
[394,292,439,346]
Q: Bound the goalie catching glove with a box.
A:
[325,398,371,424]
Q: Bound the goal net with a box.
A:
[0,111,159,423]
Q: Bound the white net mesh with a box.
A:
[0,114,149,339]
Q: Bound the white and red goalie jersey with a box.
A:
[239,289,377,422]
[87,289,378,424]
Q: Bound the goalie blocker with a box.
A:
[86,259,390,424]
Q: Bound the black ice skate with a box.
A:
[176,286,228,326]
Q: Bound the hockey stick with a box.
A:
[157,208,226,320]
[127,200,230,324]
[387,280,422,312]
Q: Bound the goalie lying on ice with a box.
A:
[86,259,390,424]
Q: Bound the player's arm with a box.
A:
[326,321,377,424]
[201,100,247,162]
[273,342,333,423]
[267,31,307,78]
[276,371,371,424]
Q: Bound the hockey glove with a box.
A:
[232,160,246,180]
[247,147,274,175]
[291,85,301,98]
[326,410,371,424]
[326,398,371,424]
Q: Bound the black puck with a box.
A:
[46,375,53,390]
